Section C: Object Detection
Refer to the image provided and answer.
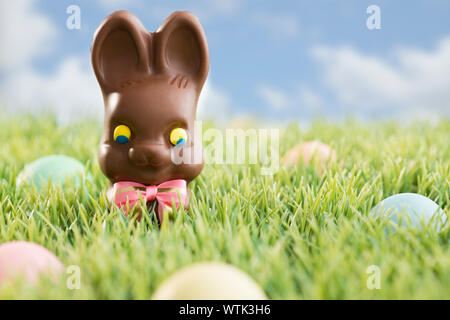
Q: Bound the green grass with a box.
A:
[0,114,448,299]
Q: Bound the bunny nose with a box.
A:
[129,144,170,167]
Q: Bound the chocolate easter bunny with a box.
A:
[91,11,208,222]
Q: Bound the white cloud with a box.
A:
[197,80,232,122]
[252,12,299,38]
[257,84,323,113]
[0,0,56,72]
[0,0,102,123]
[312,38,450,118]
[256,85,290,110]
[1,57,103,122]
[299,85,323,111]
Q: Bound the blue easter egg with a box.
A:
[16,155,86,191]
[370,193,447,230]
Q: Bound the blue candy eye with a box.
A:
[114,125,131,144]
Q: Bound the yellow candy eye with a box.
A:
[113,125,131,144]
[170,128,188,146]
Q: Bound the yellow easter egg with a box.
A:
[152,262,267,300]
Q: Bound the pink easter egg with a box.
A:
[282,140,339,175]
[0,241,64,285]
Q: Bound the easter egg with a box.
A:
[282,140,338,175]
[0,241,64,285]
[370,193,447,230]
[16,155,86,191]
[152,262,267,300]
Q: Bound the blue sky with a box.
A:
[1,0,450,123]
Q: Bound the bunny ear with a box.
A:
[91,11,151,93]
[154,11,209,91]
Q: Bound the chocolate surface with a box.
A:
[91,10,208,186]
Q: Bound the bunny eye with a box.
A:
[114,125,131,144]
[170,128,187,146]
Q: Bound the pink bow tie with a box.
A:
[112,179,188,221]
